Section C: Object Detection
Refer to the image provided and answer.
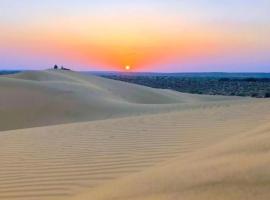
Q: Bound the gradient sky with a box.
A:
[0,0,270,72]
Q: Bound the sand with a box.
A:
[0,70,269,200]
[0,70,242,131]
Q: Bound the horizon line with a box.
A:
[1,69,270,74]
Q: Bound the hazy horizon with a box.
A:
[1,68,270,74]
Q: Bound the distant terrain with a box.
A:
[2,71,270,98]
[0,70,21,75]
[89,72,270,98]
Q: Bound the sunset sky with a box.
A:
[0,0,270,72]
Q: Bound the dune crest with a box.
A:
[0,70,244,131]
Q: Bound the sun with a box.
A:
[125,65,131,71]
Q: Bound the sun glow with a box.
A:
[1,1,269,72]
[125,65,131,71]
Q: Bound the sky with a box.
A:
[0,0,270,72]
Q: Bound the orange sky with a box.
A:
[0,1,270,71]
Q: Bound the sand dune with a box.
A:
[1,99,269,200]
[0,70,241,131]
[0,70,269,200]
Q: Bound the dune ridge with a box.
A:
[0,70,245,131]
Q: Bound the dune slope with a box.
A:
[0,70,241,131]
[0,99,269,200]
[0,70,170,130]
[74,114,270,200]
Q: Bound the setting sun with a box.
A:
[125,65,131,71]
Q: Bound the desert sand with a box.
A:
[0,70,269,200]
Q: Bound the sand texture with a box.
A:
[0,70,269,200]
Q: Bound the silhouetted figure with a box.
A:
[54,65,58,69]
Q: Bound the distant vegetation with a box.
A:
[0,70,21,75]
[96,73,270,98]
[2,70,270,98]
